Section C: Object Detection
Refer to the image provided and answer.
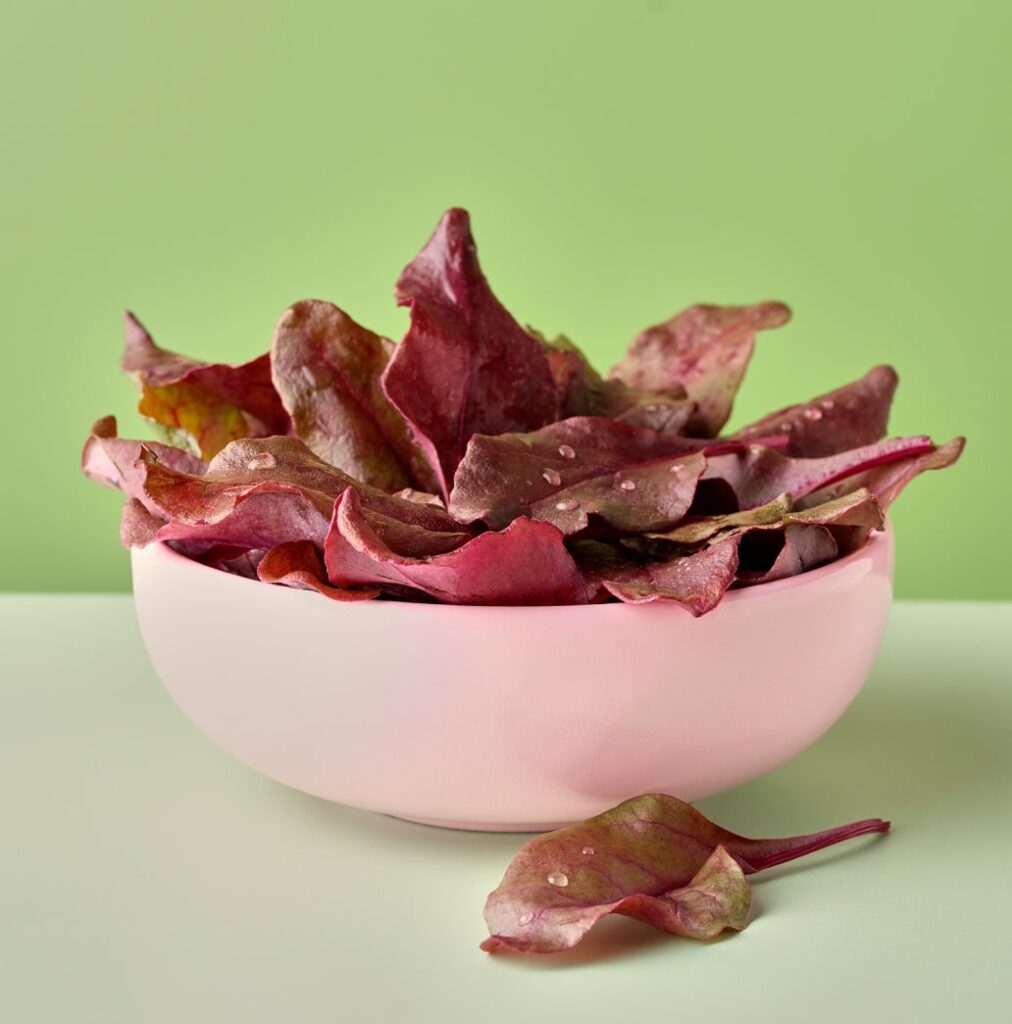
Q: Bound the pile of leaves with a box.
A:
[83,208,963,612]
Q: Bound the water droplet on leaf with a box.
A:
[581,846,595,855]
[542,469,562,486]
[557,444,576,459]
[246,452,277,471]
[547,872,569,887]
[555,498,578,512]
[618,479,636,491]
[804,407,823,421]
[518,912,534,926]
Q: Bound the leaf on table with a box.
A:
[483,845,750,953]
[481,793,889,954]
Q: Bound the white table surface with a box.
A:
[2,596,1010,1023]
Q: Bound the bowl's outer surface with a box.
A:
[132,527,894,831]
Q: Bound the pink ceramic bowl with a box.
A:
[131,525,894,831]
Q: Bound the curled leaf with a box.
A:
[801,437,965,553]
[482,793,889,954]
[482,845,750,953]
[610,302,791,436]
[449,417,728,530]
[733,365,898,456]
[257,540,380,601]
[81,415,207,511]
[270,300,437,492]
[587,536,741,615]
[704,436,937,510]
[122,312,290,458]
[119,498,164,547]
[382,209,559,497]
[736,523,839,584]
[325,489,587,605]
[537,331,694,431]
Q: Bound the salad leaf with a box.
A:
[449,416,741,530]
[382,209,559,497]
[257,540,380,601]
[650,488,883,546]
[270,300,437,492]
[83,207,964,610]
[801,437,965,553]
[82,415,207,512]
[803,437,966,512]
[122,312,290,458]
[733,365,898,456]
[703,436,937,510]
[483,845,750,954]
[736,523,838,584]
[610,302,791,436]
[481,793,889,954]
[325,489,587,605]
[537,331,694,431]
[119,498,164,547]
[588,536,741,615]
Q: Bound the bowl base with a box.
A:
[391,813,571,834]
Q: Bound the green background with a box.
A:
[1,0,1008,596]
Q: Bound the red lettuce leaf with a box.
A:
[538,331,694,432]
[142,436,464,556]
[736,523,839,584]
[482,845,750,953]
[482,793,889,954]
[81,415,207,512]
[803,437,965,512]
[325,489,587,605]
[122,312,290,458]
[801,437,965,553]
[140,436,351,526]
[138,437,354,549]
[119,498,165,547]
[257,540,380,601]
[381,209,559,497]
[704,436,937,510]
[651,488,883,546]
[586,536,741,615]
[733,365,898,456]
[449,416,747,531]
[609,302,791,437]
[270,300,437,492]
[528,452,706,536]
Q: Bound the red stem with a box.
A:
[729,818,891,874]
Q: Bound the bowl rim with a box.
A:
[135,519,892,612]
